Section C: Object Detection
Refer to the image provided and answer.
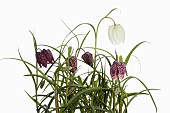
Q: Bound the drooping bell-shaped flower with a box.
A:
[81,52,93,67]
[110,61,127,79]
[108,24,125,45]
[41,49,54,64]
[69,56,77,73]
[36,51,48,68]
[36,49,54,68]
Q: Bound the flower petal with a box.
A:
[108,25,117,44]
[116,24,125,44]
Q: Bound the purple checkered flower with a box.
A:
[69,56,77,73]
[41,49,54,64]
[36,49,54,68]
[36,51,47,68]
[110,61,127,80]
[81,52,93,67]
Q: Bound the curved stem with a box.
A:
[94,9,118,68]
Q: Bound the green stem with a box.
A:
[112,80,115,113]
[55,72,59,113]
[35,58,38,113]
[118,94,122,113]
[55,51,62,113]
[65,72,68,104]
[117,77,122,113]
[35,84,38,113]
[93,32,97,70]
[94,9,117,68]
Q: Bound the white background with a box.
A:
[0,0,169,112]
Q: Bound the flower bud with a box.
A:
[69,56,77,73]
[81,52,93,67]
[115,87,121,95]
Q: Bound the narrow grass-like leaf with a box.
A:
[46,95,55,112]
[125,41,149,65]
[24,74,54,85]
[62,87,112,112]
[122,76,158,112]
[25,91,46,110]
[29,30,37,53]
[42,83,51,93]
[127,89,159,107]
[77,76,83,86]
[38,91,54,105]
[92,93,112,112]
[18,49,32,74]
[62,23,96,43]
[76,31,90,57]
[61,19,80,50]
[85,47,115,60]
[4,58,46,76]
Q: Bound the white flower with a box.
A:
[108,24,125,45]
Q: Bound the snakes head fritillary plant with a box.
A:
[7,9,158,113]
